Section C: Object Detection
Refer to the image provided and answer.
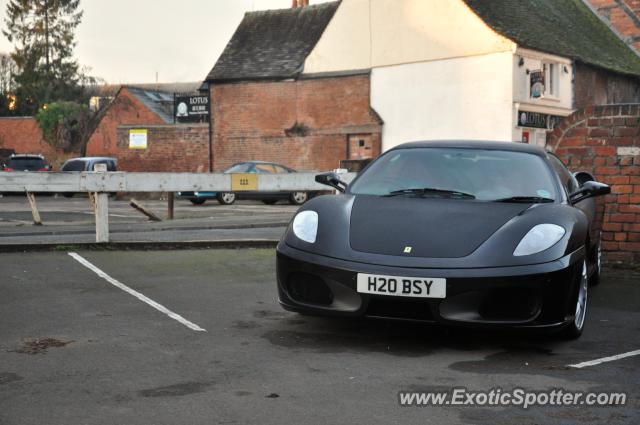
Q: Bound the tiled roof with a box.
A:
[463,0,640,76]
[207,2,340,82]
[126,87,175,124]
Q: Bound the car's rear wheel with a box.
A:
[289,191,308,205]
[217,192,236,205]
[262,199,277,205]
[190,199,206,205]
[560,259,588,339]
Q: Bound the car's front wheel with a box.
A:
[560,259,588,339]
[217,192,236,205]
[289,191,308,205]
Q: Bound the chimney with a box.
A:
[292,0,309,7]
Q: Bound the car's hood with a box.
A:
[349,196,529,258]
[284,194,589,268]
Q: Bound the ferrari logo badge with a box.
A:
[403,246,412,254]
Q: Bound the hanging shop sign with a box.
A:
[174,95,209,123]
[530,69,545,98]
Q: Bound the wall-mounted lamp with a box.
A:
[526,69,530,75]
[518,57,524,67]
[563,65,569,73]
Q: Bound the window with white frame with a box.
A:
[544,62,559,98]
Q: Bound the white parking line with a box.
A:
[568,349,640,369]
[68,252,206,332]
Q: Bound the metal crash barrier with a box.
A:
[0,170,356,243]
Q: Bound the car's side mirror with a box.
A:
[573,171,596,187]
[569,180,611,204]
[315,172,347,193]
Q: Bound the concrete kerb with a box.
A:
[0,239,279,253]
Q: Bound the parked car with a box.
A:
[61,157,118,172]
[178,161,313,205]
[1,154,52,195]
[277,140,611,339]
[2,154,51,172]
[60,157,118,198]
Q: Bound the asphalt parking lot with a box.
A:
[1,249,638,425]
[0,195,296,245]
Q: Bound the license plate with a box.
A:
[357,273,446,298]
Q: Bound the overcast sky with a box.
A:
[0,0,332,84]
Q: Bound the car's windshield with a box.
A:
[348,147,558,202]
[7,157,46,170]
[62,160,87,171]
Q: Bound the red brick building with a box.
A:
[86,86,177,157]
[205,2,382,172]
[585,0,640,54]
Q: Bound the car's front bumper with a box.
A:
[276,243,585,329]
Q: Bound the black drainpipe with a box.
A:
[208,83,213,172]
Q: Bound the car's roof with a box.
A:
[391,140,548,156]
[238,160,294,168]
[10,154,45,159]
[64,157,117,162]
[241,160,277,165]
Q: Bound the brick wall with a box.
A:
[0,117,73,168]
[0,117,50,155]
[86,88,167,157]
[211,74,382,172]
[115,124,209,172]
[548,104,640,264]
[586,0,640,53]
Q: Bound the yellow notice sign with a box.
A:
[231,173,258,191]
[129,129,148,149]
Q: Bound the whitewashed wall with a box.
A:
[304,0,515,74]
[371,52,515,151]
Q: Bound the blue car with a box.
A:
[178,161,312,205]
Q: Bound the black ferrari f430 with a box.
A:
[276,141,611,339]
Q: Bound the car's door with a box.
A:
[273,165,295,196]
[250,163,279,198]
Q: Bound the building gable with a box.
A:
[207,2,340,82]
[304,0,515,75]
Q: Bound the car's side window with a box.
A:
[548,154,579,195]
[255,164,276,174]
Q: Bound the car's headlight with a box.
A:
[292,211,318,243]
[513,224,565,256]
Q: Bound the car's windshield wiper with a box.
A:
[493,196,554,203]
[384,188,475,199]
